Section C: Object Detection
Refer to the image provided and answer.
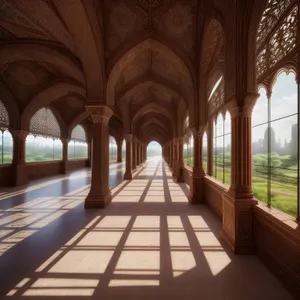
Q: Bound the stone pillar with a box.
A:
[124,134,133,179]
[221,98,258,254]
[117,140,122,163]
[189,128,206,204]
[172,137,184,182]
[10,130,28,186]
[87,137,92,168]
[207,120,214,176]
[136,142,140,166]
[169,141,173,168]
[61,138,69,174]
[132,140,137,170]
[84,105,113,208]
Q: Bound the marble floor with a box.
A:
[0,158,294,299]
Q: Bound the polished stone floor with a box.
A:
[0,158,294,299]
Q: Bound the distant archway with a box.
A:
[147,141,162,158]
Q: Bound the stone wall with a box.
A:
[0,160,90,186]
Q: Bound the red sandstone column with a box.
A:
[221,98,258,254]
[132,139,137,170]
[84,105,113,208]
[189,128,206,204]
[117,140,122,163]
[169,141,173,169]
[172,138,184,182]
[61,138,69,174]
[137,142,140,166]
[10,130,28,186]
[124,134,133,179]
[207,120,214,176]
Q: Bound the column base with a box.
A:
[221,191,258,254]
[124,171,133,180]
[84,189,112,209]
[11,164,28,186]
[189,168,205,204]
[172,165,184,183]
[60,161,69,175]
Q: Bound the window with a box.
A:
[213,112,231,184]
[203,132,208,173]
[26,108,62,162]
[68,125,88,160]
[109,136,117,162]
[0,100,12,164]
[184,135,193,167]
[252,72,298,217]
[122,140,126,161]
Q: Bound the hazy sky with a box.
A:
[252,72,297,145]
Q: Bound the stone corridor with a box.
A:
[0,158,293,299]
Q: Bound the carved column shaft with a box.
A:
[132,140,137,169]
[221,97,258,254]
[11,130,28,165]
[10,130,28,186]
[172,138,184,182]
[124,134,133,180]
[117,141,122,163]
[84,105,113,208]
[61,138,69,174]
[207,120,214,176]
[189,129,206,204]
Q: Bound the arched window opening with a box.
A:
[252,73,298,217]
[213,112,231,184]
[68,125,88,160]
[257,0,298,78]
[26,108,62,162]
[208,76,223,101]
[0,99,12,164]
[184,135,193,168]
[122,139,126,161]
[109,136,117,162]
[203,132,208,173]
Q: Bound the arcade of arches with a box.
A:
[0,0,299,299]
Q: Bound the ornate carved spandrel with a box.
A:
[257,0,295,50]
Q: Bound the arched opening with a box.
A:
[0,100,12,164]
[109,136,117,163]
[26,108,62,162]
[147,141,162,159]
[252,72,298,217]
[68,125,88,160]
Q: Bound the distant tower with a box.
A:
[263,127,276,153]
[290,124,298,158]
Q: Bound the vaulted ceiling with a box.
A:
[0,0,232,145]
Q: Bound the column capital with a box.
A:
[173,137,184,145]
[10,130,29,140]
[85,105,113,125]
[225,92,260,118]
[190,126,206,137]
[124,134,133,142]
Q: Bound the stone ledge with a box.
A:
[254,203,300,248]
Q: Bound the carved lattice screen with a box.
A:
[0,99,9,131]
[30,108,61,138]
[257,0,298,78]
